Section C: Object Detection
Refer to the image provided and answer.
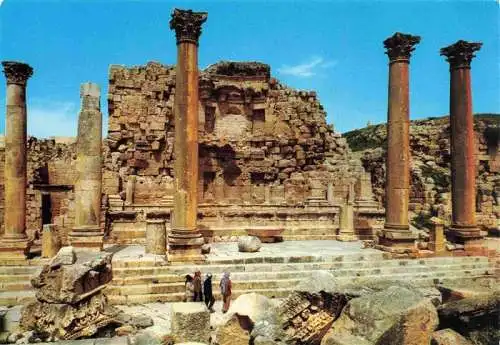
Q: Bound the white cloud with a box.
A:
[277,56,337,78]
[28,100,78,138]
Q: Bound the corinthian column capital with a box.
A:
[2,61,33,86]
[170,8,208,46]
[383,32,421,64]
[440,40,482,70]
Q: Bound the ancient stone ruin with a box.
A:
[0,6,498,345]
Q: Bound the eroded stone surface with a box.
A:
[32,251,112,304]
[170,303,210,344]
[321,286,438,345]
[238,236,262,253]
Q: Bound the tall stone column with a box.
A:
[380,33,420,250]
[0,61,33,258]
[440,40,483,246]
[69,83,103,251]
[168,8,207,262]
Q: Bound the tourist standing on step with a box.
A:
[193,269,203,302]
[220,271,232,313]
[184,274,194,302]
[203,273,215,312]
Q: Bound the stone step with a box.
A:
[0,281,32,291]
[105,271,490,305]
[0,274,33,283]
[107,266,490,297]
[0,291,36,307]
[111,262,490,285]
[0,266,41,275]
[111,256,490,276]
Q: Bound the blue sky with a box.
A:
[0,0,498,138]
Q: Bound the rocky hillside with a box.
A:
[344,114,500,231]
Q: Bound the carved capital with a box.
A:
[169,8,208,46]
[2,61,33,86]
[440,40,482,70]
[383,32,421,63]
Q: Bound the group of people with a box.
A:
[184,270,232,313]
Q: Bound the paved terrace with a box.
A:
[108,240,381,265]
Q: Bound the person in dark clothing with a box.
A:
[203,273,215,312]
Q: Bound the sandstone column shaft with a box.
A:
[69,83,103,251]
[381,33,420,248]
[1,61,33,257]
[386,60,410,229]
[168,8,207,262]
[173,41,199,232]
[441,40,483,243]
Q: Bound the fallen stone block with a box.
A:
[238,236,262,253]
[32,251,112,304]
[321,286,438,345]
[20,293,118,341]
[171,303,210,344]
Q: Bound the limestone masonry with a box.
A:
[0,61,381,246]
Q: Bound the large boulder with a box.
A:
[437,291,500,345]
[431,329,473,345]
[321,286,439,345]
[226,293,276,323]
[238,236,262,253]
[170,303,210,344]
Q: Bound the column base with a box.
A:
[0,237,31,259]
[448,224,483,244]
[69,225,104,252]
[378,223,417,252]
[167,228,205,263]
[337,233,357,242]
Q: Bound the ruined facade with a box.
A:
[0,61,382,247]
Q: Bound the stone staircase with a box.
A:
[0,259,44,306]
[105,252,495,305]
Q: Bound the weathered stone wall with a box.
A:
[0,136,77,243]
[105,61,362,207]
[345,115,500,230]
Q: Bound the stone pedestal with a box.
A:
[380,33,420,250]
[429,217,445,255]
[41,224,61,258]
[168,9,207,263]
[0,61,33,258]
[337,203,356,241]
[441,40,483,246]
[145,220,166,255]
[69,83,103,251]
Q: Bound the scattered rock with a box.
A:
[438,291,500,345]
[170,303,210,344]
[321,286,438,345]
[238,236,262,253]
[431,329,473,345]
